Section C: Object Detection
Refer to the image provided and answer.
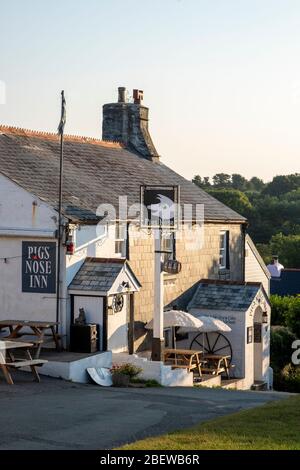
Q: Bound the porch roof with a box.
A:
[68,257,141,295]
[187,280,262,311]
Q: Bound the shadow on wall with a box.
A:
[134,321,152,353]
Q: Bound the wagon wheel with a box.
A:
[190,332,233,365]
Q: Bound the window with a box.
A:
[115,223,126,256]
[161,232,176,264]
[247,326,253,344]
[219,230,230,270]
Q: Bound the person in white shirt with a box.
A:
[267,256,284,278]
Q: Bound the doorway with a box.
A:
[73,296,104,350]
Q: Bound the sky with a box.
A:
[0,0,300,182]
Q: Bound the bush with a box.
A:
[111,363,142,379]
[270,326,297,371]
[270,295,300,337]
[274,363,300,393]
[270,295,291,325]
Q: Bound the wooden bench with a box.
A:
[4,359,48,384]
[171,364,197,371]
[0,343,48,385]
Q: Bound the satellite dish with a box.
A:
[87,367,112,387]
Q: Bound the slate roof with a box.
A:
[68,257,135,292]
[187,280,262,311]
[270,269,300,296]
[0,126,246,223]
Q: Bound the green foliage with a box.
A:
[257,233,300,266]
[231,173,248,191]
[248,176,265,192]
[270,325,297,370]
[212,173,232,188]
[192,175,211,189]
[206,188,253,218]
[131,378,162,387]
[263,174,300,197]
[274,364,300,393]
[111,363,142,378]
[270,295,300,337]
[270,326,300,393]
[270,295,290,325]
[193,172,300,263]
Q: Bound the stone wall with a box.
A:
[128,222,244,324]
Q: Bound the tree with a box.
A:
[249,176,265,192]
[207,188,253,217]
[264,174,300,197]
[192,175,211,189]
[231,174,248,191]
[268,233,300,268]
[212,173,231,188]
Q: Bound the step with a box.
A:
[195,374,221,388]
[6,359,48,368]
[251,381,268,391]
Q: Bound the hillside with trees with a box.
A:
[193,173,300,268]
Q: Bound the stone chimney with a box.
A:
[102,87,159,162]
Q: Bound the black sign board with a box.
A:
[22,242,57,293]
[140,185,180,228]
[254,322,262,343]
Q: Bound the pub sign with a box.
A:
[22,241,57,293]
[140,185,180,228]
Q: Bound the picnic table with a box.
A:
[0,340,47,385]
[0,320,61,358]
[201,354,231,379]
[164,348,205,377]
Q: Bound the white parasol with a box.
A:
[145,310,204,330]
[145,310,204,349]
[178,316,231,334]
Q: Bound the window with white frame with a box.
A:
[219,230,230,269]
[115,223,126,256]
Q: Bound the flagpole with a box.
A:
[56,90,65,333]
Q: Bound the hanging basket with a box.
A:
[163,260,182,274]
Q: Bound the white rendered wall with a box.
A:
[66,224,118,286]
[112,352,193,386]
[107,295,128,353]
[0,175,59,325]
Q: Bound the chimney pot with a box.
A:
[102,87,159,161]
[133,89,144,104]
[118,87,126,103]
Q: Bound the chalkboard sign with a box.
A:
[22,241,57,293]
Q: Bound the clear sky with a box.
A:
[0,0,299,181]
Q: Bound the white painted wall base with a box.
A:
[40,351,112,384]
[112,353,193,387]
[196,374,221,388]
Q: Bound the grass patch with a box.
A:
[130,378,162,387]
[119,396,300,450]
